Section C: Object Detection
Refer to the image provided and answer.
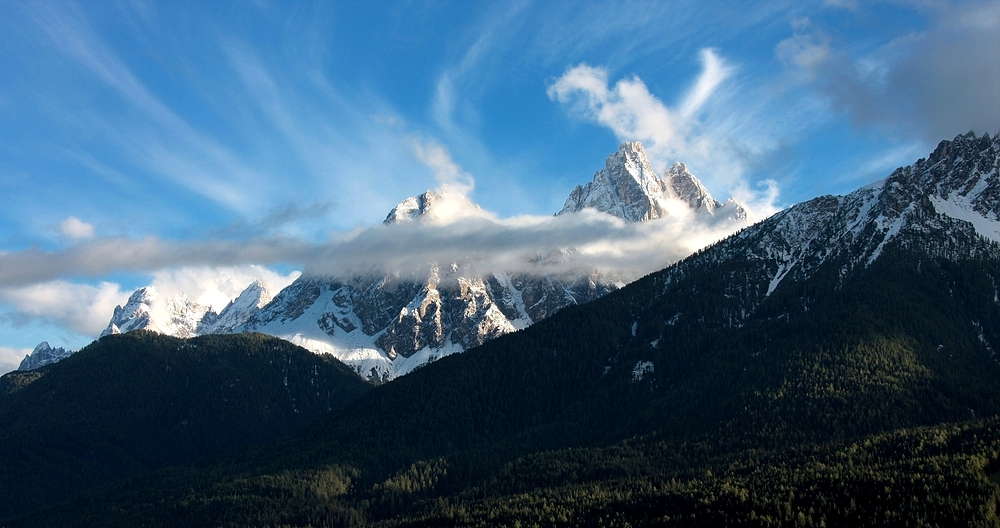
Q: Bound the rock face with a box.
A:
[559,142,746,222]
[86,141,745,381]
[18,342,75,371]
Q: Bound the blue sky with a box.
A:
[0,0,998,372]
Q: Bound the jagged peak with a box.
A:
[559,141,745,222]
[663,161,720,213]
[18,341,74,371]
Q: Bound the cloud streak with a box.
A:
[0,237,314,288]
[0,199,753,292]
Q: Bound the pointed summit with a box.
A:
[100,286,213,339]
[204,280,272,334]
[558,142,664,222]
[384,189,484,225]
[101,287,156,337]
[558,142,744,222]
[663,162,718,214]
[18,341,74,371]
[384,191,439,224]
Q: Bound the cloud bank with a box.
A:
[0,281,126,336]
[0,198,753,295]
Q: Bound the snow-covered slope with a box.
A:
[243,231,614,381]
[17,342,75,371]
[645,131,1000,330]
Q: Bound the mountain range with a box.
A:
[3,131,1000,526]
[20,141,746,381]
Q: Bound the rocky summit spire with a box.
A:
[557,141,744,222]
[18,341,74,371]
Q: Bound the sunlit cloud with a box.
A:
[149,266,300,312]
[409,136,476,197]
[679,49,733,119]
[547,50,780,218]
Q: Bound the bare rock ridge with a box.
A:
[82,142,740,381]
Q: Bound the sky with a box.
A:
[0,0,998,373]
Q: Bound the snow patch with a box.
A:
[931,195,1000,243]
[632,361,654,381]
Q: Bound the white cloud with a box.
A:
[0,236,317,288]
[150,265,300,312]
[306,206,753,281]
[547,64,685,164]
[58,216,95,241]
[0,198,765,293]
[409,136,476,197]
[679,49,734,119]
[0,281,128,336]
[0,346,30,376]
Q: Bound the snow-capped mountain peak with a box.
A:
[101,287,157,337]
[384,189,484,225]
[558,141,746,222]
[663,161,719,214]
[711,131,1000,305]
[203,280,272,334]
[100,286,214,339]
[17,341,75,371]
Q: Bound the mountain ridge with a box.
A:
[68,142,744,381]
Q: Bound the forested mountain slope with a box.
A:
[0,332,371,519]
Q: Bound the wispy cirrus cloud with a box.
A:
[30,3,270,213]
